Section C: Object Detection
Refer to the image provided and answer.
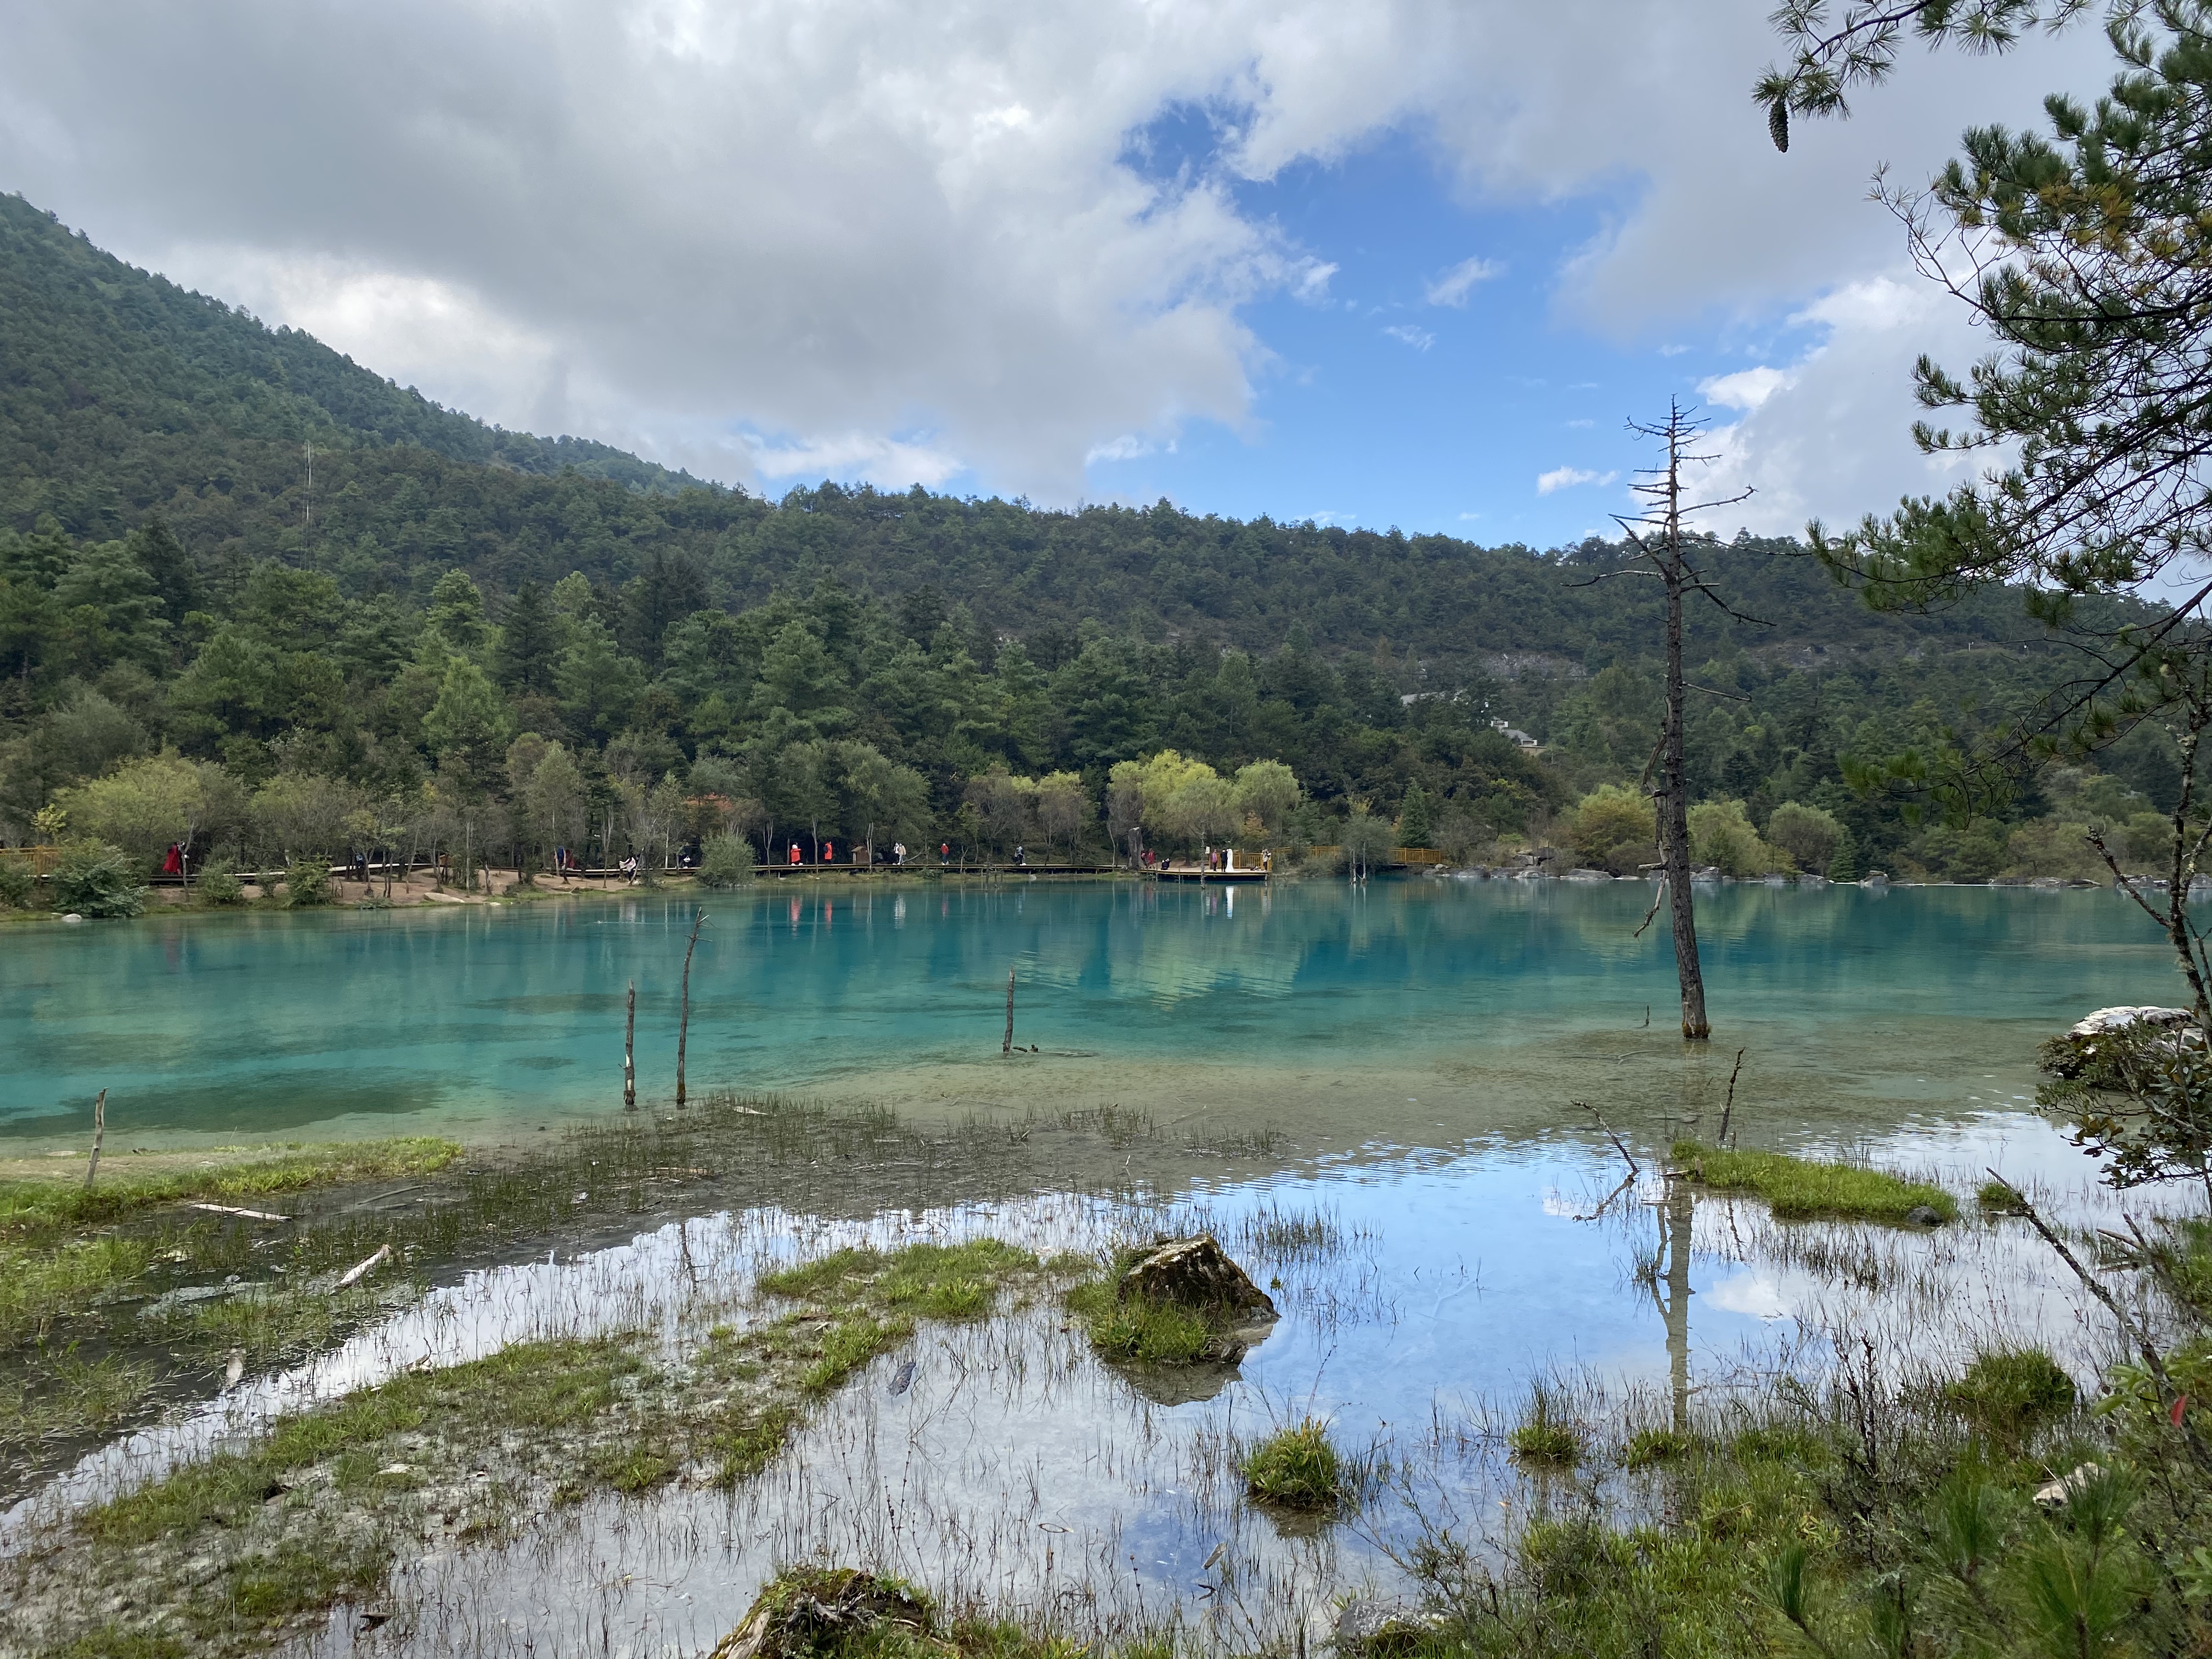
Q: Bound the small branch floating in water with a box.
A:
[335,1244,391,1290]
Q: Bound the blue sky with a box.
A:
[1076,122,1825,544]
[0,1,2111,552]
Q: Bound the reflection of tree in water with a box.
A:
[1650,1175,1695,1432]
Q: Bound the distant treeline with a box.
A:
[0,189,2180,887]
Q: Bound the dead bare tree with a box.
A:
[676,909,706,1107]
[1582,400,1759,1041]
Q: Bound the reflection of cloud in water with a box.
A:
[1706,1269,1790,1320]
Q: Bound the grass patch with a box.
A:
[1621,1427,1690,1468]
[1240,1417,1345,1510]
[1064,1277,1220,1364]
[0,1137,461,1238]
[758,1238,1033,1321]
[1509,1385,1585,1464]
[1673,1141,1957,1223]
[1946,1347,2076,1442]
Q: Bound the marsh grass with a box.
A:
[2,1089,1203,1489]
[1673,1141,1958,1223]
[1065,1277,1220,1363]
[28,1235,1050,1656]
[1944,1346,2076,1442]
[1240,1417,1345,1510]
[1507,1383,1585,1464]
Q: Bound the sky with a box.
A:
[0,1,2116,549]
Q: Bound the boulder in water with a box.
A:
[1331,1596,1448,1656]
[1118,1234,1277,1318]
[2040,1006,2197,1082]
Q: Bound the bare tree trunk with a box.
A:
[1662,554,1710,1040]
[624,981,637,1111]
[1003,968,1016,1054]
[676,909,704,1106]
[83,1088,106,1189]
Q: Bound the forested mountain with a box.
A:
[0,192,2175,890]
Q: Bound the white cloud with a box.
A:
[1699,364,1792,412]
[0,0,2111,506]
[746,432,966,489]
[1537,465,1616,494]
[1383,324,1435,350]
[1293,259,1340,301]
[1696,274,1989,535]
[1424,254,1502,307]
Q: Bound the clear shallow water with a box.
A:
[0,880,2183,1151]
[10,1115,2140,1657]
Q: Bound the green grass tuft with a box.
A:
[1946,1346,2076,1441]
[1240,1417,1344,1510]
[1622,1427,1690,1468]
[1509,1385,1585,1464]
[1064,1277,1219,1364]
[1673,1141,1957,1223]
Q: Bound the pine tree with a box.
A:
[127,514,202,625]
[1398,781,1433,848]
[495,580,559,696]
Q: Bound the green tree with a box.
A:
[1231,759,1301,840]
[422,657,510,771]
[1397,781,1434,848]
[494,580,560,696]
[425,569,488,655]
[1767,801,1846,873]
[1570,783,1657,873]
[128,515,203,626]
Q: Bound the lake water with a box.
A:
[0,877,2183,1154]
[4,876,2192,1654]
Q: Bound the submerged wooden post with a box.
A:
[1002,968,1015,1054]
[83,1088,106,1188]
[676,909,706,1107]
[623,981,637,1111]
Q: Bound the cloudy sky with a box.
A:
[0,1,2109,545]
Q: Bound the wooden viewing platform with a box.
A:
[1150,862,1269,883]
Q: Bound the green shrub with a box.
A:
[51,842,146,918]
[1674,1142,1957,1223]
[1946,1347,2075,1441]
[698,833,755,888]
[193,854,243,906]
[281,860,331,907]
[0,856,36,909]
[1240,1417,1344,1509]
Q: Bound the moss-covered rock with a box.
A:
[711,1568,938,1659]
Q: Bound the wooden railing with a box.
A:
[0,845,60,877]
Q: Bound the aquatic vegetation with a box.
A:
[1672,1141,1957,1223]
[1507,1383,1585,1464]
[1065,1276,1218,1363]
[1945,1346,2076,1442]
[1240,1417,1345,1510]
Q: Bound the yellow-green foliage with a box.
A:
[1568,784,1655,871]
[1687,798,1786,877]
[1240,1417,1344,1509]
[1674,1141,1956,1223]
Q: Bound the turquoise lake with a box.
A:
[0,877,2181,1152]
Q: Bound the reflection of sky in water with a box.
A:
[0,880,2182,1145]
[13,1113,2162,1657]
